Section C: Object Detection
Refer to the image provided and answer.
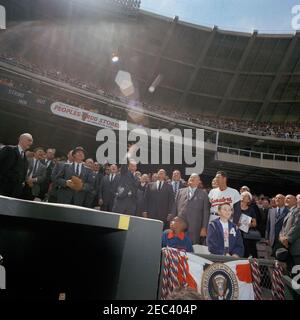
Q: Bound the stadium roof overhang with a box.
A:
[1,0,300,123]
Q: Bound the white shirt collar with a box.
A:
[157,180,164,187]
[17,145,24,155]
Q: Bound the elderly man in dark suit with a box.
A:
[23,147,47,201]
[279,195,300,267]
[0,133,33,198]
[143,169,174,227]
[173,173,210,244]
[55,147,94,207]
[98,164,120,212]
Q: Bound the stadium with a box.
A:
[0,0,299,303]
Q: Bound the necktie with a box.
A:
[158,181,162,191]
[76,163,79,176]
[276,208,281,219]
[21,151,25,158]
[176,181,179,193]
[110,174,113,182]
[32,160,38,176]
[189,188,194,200]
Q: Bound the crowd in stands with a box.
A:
[1,133,300,275]
[1,53,300,140]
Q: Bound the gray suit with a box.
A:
[55,163,94,207]
[48,161,66,202]
[266,207,289,248]
[173,187,210,244]
[280,206,300,263]
[26,158,47,198]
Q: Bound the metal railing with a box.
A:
[217,145,300,163]
[1,58,300,144]
[158,249,295,300]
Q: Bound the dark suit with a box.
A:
[136,183,147,217]
[40,159,56,200]
[98,174,120,212]
[173,187,210,244]
[48,161,66,203]
[23,158,47,200]
[144,181,174,226]
[55,163,94,207]
[170,180,185,194]
[0,145,28,198]
[258,207,269,238]
[85,171,103,208]
[112,165,140,215]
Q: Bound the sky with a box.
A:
[140,0,300,33]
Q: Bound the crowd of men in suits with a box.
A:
[0,133,300,270]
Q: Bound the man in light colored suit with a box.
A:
[55,147,93,207]
[265,194,289,254]
[279,195,300,267]
[23,147,47,200]
[173,173,210,244]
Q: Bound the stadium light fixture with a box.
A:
[148,86,155,93]
[111,52,119,63]
[148,74,163,93]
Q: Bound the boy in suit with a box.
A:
[207,203,244,257]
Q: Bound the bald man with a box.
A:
[143,169,174,227]
[297,194,300,208]
[0,133,33,198]
[173,173,210,244]
[278,195,300,267]
[265,194,289,254]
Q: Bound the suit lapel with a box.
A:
[276,207,288,223]
[81,165,86,178]
[14,146,20,159]
[184,188,189,201]
[283,208,293,225]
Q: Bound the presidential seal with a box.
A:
[201,263,239,300]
